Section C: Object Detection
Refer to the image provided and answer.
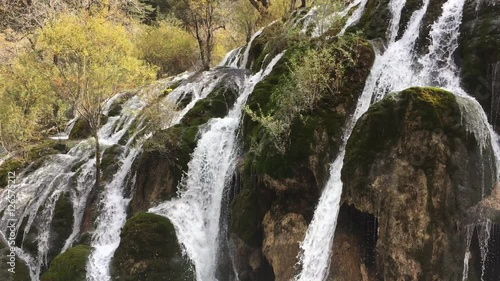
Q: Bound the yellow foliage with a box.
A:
[136,20,198,77]
[38,11,156,130]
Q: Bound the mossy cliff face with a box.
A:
[111,212,194,281]
[0,141,69,188]
[339,87,496,280]
[458,0,500,130]
[348,0,392,40]
[230,36,375,281]
[47,192,74,264]
[41,245,91,281]
[0,240,31,281]
[131,77,239,212]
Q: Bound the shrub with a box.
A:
[136,19,198,77]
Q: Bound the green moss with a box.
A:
[48,192,74,263]
[230,185,273,247]
[342,87,461,193]
[101,144,124,183]
[0,241,31,281]
[231,35,375,246]
[0,158,23,188]
[348,0,392,39]
[111,212,194,281]
[41,245,91,281]
[180,85,238,126]
[69,118,92,140]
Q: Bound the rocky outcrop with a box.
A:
[111,212,194,281]
[47,192,74,263]
[339,87,496,280]
[41,245,91,281]
[131,76,241,212]
[0,240,31,281]
[230,34,375,280]
[262,210,307,281]
[459,0,500,129]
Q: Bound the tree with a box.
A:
[0,0,147,32]
[136,19,198,77]
[0,50,66,153]
[37,10,155,190]
[232,0,261,43]
[173,0,228,70]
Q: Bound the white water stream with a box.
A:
[150,52,285,281]
[297,0,500,280]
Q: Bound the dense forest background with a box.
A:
[0,0,313,156]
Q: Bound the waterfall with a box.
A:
[0,76,195,280]
[0,141,92,280]
[295,1,430,280]
[86,147,141,281]
[85,72,231,281]
[462,224,475,281]
[240,27,266,70]
[387,0,407,42]
[478,220,493,280]
[298,0,500,279]
[339,0,368,35]
[149,52,285,281]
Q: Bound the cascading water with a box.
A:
[0,140,93,280]
[149,52,285,281]
[298,0,500,279]
[295,2,429,280]
[86,147,140,281]
[86,72,232,281]
[462,224,475,281]
[0,75,201,281]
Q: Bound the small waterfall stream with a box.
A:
[297,0,500,280]
[86,72,232,281]
[1,1,499,280]
[149,52,285,281]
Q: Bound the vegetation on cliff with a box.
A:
[41,245,91,281]
[111,212,194,281]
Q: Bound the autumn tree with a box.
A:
[0,0,147,32]
[172,0,228,70]
[232,0,261,43]
[0,49,66,153]
[38,11,155,188]
[136,19,198,77]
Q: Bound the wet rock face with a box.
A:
[230,34,375,281]
[262,209,307,281]
[340,87,496,280]
[459,0,500,129]
[131,81,239,213]
[0,241,31,281]
[111,212,194,281]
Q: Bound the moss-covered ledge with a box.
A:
[342,87,468,195]
[230,35,375,251]
[41,245,91,281]
[339,87,496,280]
[0,140,69,188]
[111,212,194,281]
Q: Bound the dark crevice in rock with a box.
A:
[330,203,379,280]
